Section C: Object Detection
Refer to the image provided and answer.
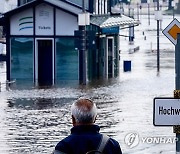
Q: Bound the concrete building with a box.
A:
[0,0,139,87]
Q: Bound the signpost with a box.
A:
[153,98,180,126]
[160,19,180,152]
[154,2,162,72]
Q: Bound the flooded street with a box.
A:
[0,14,178,154]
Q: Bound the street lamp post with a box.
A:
[155,0,162,72]
[172,0,175,19]
[137,3,139,20]
[147,0,150,25]
[128,3,130,17]
[174,34,180,154]
[139,4,142,20]
[128,4,134,43]
[157,19,160,72]
[78,0,90,85]
[159,0,163,30]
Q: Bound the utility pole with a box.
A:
[128,3,134,43]
[172,0,175,19]
[147,0,150,25]
[78,0,89,85]
[137,3,139,20]
[139,4,142,20]
[159,0,162,30]
[155,0,161,72]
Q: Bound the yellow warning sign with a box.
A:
[163,19,180,45]
[168,24,180,40]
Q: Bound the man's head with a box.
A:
[71,99,97,126]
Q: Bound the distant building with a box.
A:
[18,0,33,6]
[0,0,139,87]
[0,0,17,13]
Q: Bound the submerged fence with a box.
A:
[0,80,16,92]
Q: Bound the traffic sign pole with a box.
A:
[160,19,180,152]
[173,91,180,152]
[174,34,180,152]
[157,0,160,72]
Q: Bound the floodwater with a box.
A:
[0,14,178,154]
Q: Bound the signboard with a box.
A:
[162,18,180,45]
[102,27,119,34]
[35,3,54,36]
[153,98,180,126]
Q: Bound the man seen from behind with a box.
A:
[54,98,122,154]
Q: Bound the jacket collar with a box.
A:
[71,124,100,134]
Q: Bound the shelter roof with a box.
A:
[91,14,140,29]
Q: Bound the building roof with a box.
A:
[4,0,82,17]
[1,0,139,30]
[91,14,140,29]
[43,0,83,15]
[62,0,89,9]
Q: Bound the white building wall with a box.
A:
[10,8,33,35]
[56,9,78,36]
[35,3,54,36]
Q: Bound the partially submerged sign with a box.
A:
[162,18,180,45]
[153,98,180,126]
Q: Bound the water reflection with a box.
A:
[3,97,123,153]
[4,98,72,154]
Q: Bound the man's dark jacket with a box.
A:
[55,125,122,154]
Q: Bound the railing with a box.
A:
[0,80,16,92]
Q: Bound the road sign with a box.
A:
[153,97,180,126]
[162,18,180,45]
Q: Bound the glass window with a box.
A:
[56,37,78,82]
[11,37,33,82]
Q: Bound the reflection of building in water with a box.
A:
[0,0,139,87]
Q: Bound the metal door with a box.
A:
[37,40,53,86]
